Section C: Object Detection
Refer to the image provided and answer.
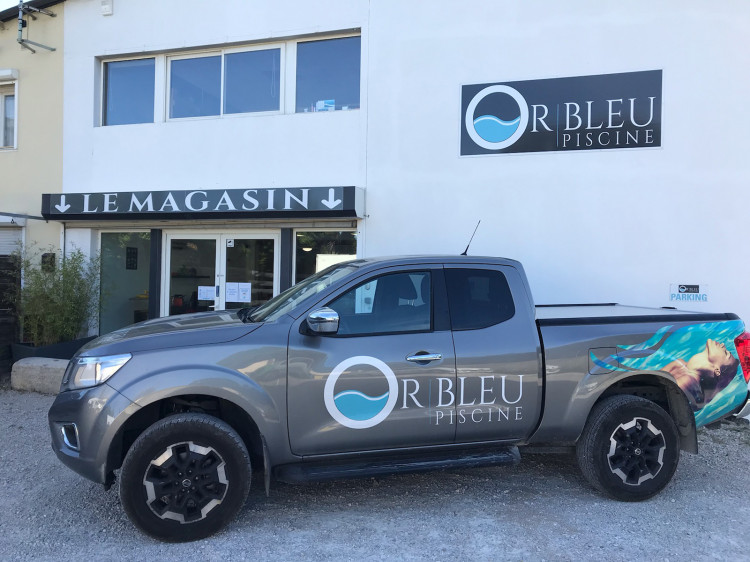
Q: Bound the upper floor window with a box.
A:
[296,36,360,113]
[0,83,16,149]
[225,48,281,114]
[170,54,221,118]
[169,46,282,119]
[100,33,359,125]
[103,58,155,126]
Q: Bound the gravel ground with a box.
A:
[1,388,749,561]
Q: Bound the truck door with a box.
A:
[445,265,543,442]
[287,267,457,456]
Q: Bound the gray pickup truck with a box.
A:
[48,256,750,541]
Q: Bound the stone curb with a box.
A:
[11,357,67,395]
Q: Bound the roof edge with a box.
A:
[0,0,64,24]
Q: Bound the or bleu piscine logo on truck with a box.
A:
[324,356,399,429]
[460,70,662,155]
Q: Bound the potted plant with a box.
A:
[6,246,101,361]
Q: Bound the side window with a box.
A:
[445,268,515,330]
[103,58,155,126]
[328,271,431,336]
[0,83,16,148]
[295,36,361,112]
[169,54,222,118]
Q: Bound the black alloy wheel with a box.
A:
[577,394,680,501]
[607,416,666,486]
[120,413,251,542]
[143,441,228,523]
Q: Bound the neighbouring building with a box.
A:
[40,0,750,335]
[0,0,64,371]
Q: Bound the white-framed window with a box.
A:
[102,57,156,126]
[99,32,360,125]
[167,44,284,120]
[0,82,17,149]
[295,35,361,113]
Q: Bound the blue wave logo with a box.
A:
[464,85,529,151]
[324,356,399,429]
[473,115,521,143]
[333,390,390,421]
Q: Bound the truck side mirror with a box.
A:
[306,307,339,335]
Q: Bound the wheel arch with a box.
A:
[106,393,268,478]
[591,373,697,453]
[529,370,698,453]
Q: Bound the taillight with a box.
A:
[735,332,750,383]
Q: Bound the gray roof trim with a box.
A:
[0,1,64,24]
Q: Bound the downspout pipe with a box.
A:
[16,0,23,43]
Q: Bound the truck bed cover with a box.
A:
[535,304,739,326]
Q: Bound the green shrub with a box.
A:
[7,247,101,347]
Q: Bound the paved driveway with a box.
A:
[1,389,749,561]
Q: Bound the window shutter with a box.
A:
[0,228,21,255]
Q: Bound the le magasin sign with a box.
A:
[42,186,362,220]
[460,70,662,156]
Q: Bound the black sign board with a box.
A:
[460,70,662,155]
[42,186,360,220]
[678,285,700,294]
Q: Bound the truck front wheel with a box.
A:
[119,413,251,541]
[576,395,680,501]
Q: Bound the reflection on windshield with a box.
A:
[250,261,363,322]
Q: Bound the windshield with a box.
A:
[250,261,364,322]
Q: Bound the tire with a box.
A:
[576,395,680,501]
[119,413,251,542]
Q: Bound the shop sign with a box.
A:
[669,284,708,303]
[460,70,662,155]
[42,186,361,220]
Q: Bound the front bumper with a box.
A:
[48,383,138,484]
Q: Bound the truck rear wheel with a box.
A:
[576,395,680,501]
[119,413,251,541]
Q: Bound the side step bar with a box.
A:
[274,446,520,484]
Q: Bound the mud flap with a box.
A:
[262,435,271,497]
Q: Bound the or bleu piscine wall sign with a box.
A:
[460,70,662,156]
[42,186,363,220]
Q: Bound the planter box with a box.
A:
[11,336,97,363]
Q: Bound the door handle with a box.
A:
[406,353,442,363]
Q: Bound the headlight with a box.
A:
[62,353,132,391]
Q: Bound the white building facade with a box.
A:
[55,0,750,333]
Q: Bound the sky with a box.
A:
[1,1,27,13]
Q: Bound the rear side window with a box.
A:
[445,268,515,330]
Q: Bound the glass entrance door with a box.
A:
[163,232,279,317]
[166,236,218,316]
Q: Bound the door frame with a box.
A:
[161,229,281,316]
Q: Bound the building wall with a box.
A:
[363,1,750,320]
[60,0,750,321]
[0,2,64,254]
[62,0,368,195]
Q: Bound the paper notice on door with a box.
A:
[197,286,215,301]
[238,283,252,302]
[225,282,239,302]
